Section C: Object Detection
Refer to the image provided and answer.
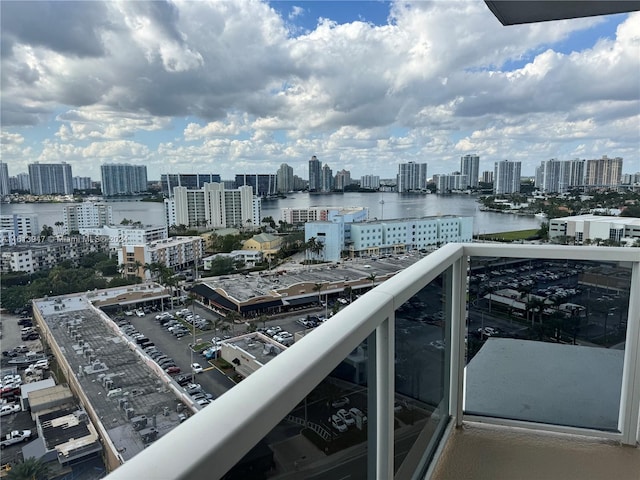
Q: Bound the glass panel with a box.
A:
[466,257,631,431]
[223,335,372,479]
[394,268,450,477]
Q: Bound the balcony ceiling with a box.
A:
[484,1,640,25]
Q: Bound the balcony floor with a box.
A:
[432,423,640,480]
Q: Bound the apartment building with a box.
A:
[0,213,39,241]
[361,175,380,190]
[100,164,148,196]
[460,154,480,188]
[276,163,294,193]
[160,173,222,197]
[308,155,322,192]
[117,236,204,279]
[63,203,113,233]
[397,162,428,193]
[79,225,167,249]
[28,162,73,195]
[494,160,521,194]
[584,156,623,188]
[282,206,368,225]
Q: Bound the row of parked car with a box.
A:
[117,322,181,375]
[326,396,368,433]
[256,326,294,346]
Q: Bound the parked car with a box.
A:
[165,366,181,375]
[331,397,350,408]
[175,375,191,386]
[349,407,367,424]
[191,363,203,374]
[329,414,348,433]
[185,383,202,395]
[336,408,355,427]
[0,404,21,416]
[17,318,33,326]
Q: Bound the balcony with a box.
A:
[107,244,639,479]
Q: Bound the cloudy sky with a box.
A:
[1,1,638,182]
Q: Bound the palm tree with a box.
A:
[305,237,324,263]
[313,282,324,305]
[367,273,377,290]
[54,221,64,235]
[343,286,353,303]
[7,457,50,480]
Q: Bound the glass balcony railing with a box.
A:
[107,244,640,480]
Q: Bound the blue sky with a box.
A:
[1,1,638,181]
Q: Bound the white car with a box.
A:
[135,310,145,317]
[329,414,348,433]
[336,408,355,427]
[191,363,203,374]
[331,397,350,408]
[349,407,367,424]
[0,404,21,416]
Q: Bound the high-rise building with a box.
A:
[101,164,147,197]
[0,162,9,196]
[28,162,73,195]
[584,156,623,188]
[434,174,469,193]
[276,164,294,193]
[321,164,334,192]
[171,183,260,229]
[361,175,380,190]
[9,173,30,192]
[73,176,93,190]
[63,203,113,233]
[334,169,351,191]
[235,174,277,197]
[161,173,222,197]
[460,155,480,188]
[308,155,322,192]
[481,171,494,184]
[494,160,521,195]
[397,162,428,193]
[535,158,586,193]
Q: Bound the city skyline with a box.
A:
[1,2,638,180]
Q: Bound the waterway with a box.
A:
[0,193,543,235]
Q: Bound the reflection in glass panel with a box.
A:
[224,336,371,479]
[394,269,449,477]
[466,257,631,431]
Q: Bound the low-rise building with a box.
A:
[203,250,262,270]
[242,233,283,261]
[117,236,204,279]
[549,214,640,245]
[79,225,168,249]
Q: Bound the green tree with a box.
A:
[40,225,54,238]
[208,257,235,275]
[6,457,50,480]
[313,282,324,305]
[367,273,377,290]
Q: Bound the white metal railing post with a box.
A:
[376,315,395,479]
[450,255,468,426]
[619,259,640,445]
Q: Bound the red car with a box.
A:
[165,366,181,375]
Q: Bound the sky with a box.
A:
[1,0,639,181]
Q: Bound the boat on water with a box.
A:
[534,212,547,218]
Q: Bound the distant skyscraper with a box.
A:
[361,175,380,190]
[276,164,294,193]
[308,155,322,192]
[397,162,427,193]
[28,162,73,195]
[321,164,334,192]
[11,173,30,192]
[73,176,92,190]
[235,174,277,197]
[334,169,351,191]
[101,164,147,196]
[0,162,9,196]
[584,156,623,188]
[494,160,521,194]
[161,173,221,197]
[536,159,585,194]
[460,155,480,188]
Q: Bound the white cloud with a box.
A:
[0,1,637,179]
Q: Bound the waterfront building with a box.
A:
[397,162,428,193]
[79,225,167,249]
[28,162,73,195]
[282,206,368,226]
[361,175,380,190]
[0,162,9,196]
[536,159,586,193]
[242,233,283,262]
[235,174,277,197]
[584,156,623,189]
[293,175,307,191]
[172,183,259,229]
[308,155,322,192]
[63,203,113,233]
[203,250,262,269]
[493,160,521,195]
[73,176,93,190]
[320,164,334,192]
[460,154,480,188]
[434,173,469,193]
[164,198,177,227]
[334,169,351,191]
[101,164,147,197]
[160,173,221,197]
[276,164,294,193]
[481,170,494,184]
[9,172,31,192]
[549,214,640,245]
[118,236,204,279]
[305,215,473,261]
